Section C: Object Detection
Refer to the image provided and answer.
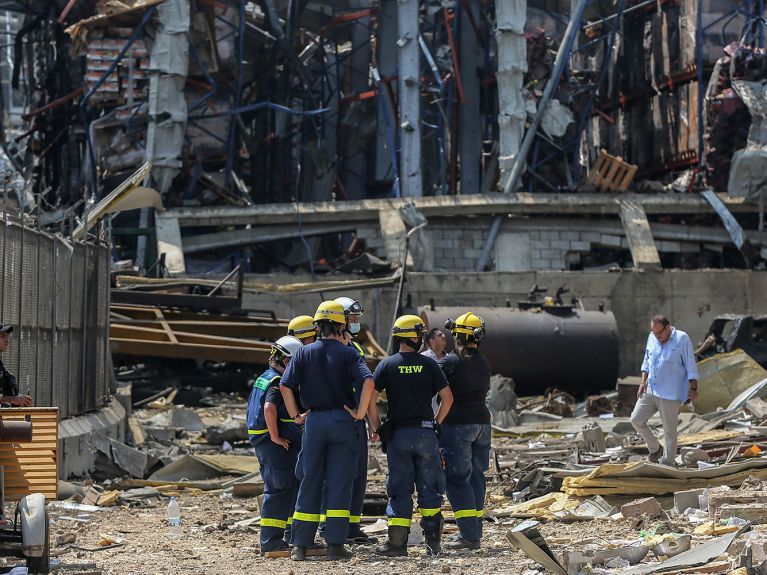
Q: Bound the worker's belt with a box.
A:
[247,418,296,436]
[391,419,435,431]
[308,406,347,412]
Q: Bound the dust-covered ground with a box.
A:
[41,493,648,575]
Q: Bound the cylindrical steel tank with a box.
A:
[420,305,619,396]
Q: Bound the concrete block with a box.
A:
[528,231,540,240]
[570,241,591,251]
[620,497,662,519]
[170,407,206,431]
[560,231,580,241]
[435,239,455,249]
[531,258,549,269]
[715,503,767,525]
[463,248,483,258]
[541,249,563,259]
[540,231,559,240]
[600,234,622,247]
[674,488,707,513]
[531,240,550,250]
[581,232,602,243]
[550,240,570,250]
[709,491,767,519]
[434,248,444,258]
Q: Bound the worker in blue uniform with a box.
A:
[438,312,492,550]
[246,335,305,555]
[280,300,374,562]
[331,296,375,544]
[350,315,454,557]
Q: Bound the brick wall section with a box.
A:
[355,216,694,271]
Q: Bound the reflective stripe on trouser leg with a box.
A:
[440,424,482,542]
[347,420,368,537]
[291,410,357,547]
[409,428,445,536]
[254,441,299,551]
[385,428,416,530]
[470,424,491,538]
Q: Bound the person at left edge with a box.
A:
[0,323,32,407]
[350,315,454,557]
[280,300,374,562]
[332,296,375,544]
[246,335,305,555]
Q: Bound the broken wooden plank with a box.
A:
[619,200,661,270]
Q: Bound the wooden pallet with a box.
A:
[0,408,59,500]
[587,149,638,192]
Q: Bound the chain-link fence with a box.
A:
[0,216,110,419]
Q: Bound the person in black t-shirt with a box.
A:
[349,315,453,557]
[438,312,491,550]
[0,323,32,407]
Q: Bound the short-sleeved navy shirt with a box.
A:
[281,338,373,409]
[439,351,491,425]
[373,352,448,425]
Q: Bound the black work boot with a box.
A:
[291,545,307,561]
[375,525,409,557]
[326,543,353,561]
[424,514,444,556]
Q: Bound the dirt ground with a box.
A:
[38,492,651,575]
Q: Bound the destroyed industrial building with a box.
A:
[0,0,766,574]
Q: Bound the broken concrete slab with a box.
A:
[714,503,767,525]
[746,397,767,419]
[169,406,206,431]
[674,488,707,513]
[144,426,182,442]
[581,422,606,453]
[205,418,247,445]
[620,497,663,519]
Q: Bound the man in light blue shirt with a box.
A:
[630,315,699,466]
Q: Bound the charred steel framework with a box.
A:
[0,0,764,269]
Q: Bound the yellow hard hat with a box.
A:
[391,315,426,338]
[543,296,556,307]
[313,300,347,325]
[288,315,318,340]
[445,311,486,341]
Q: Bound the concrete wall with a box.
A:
[241,270,767,381]
[356,216,764,273]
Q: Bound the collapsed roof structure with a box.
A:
[0,0,764,275]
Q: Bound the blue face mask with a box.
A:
[348,322,361,335]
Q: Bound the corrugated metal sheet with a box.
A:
[0,218,109,419]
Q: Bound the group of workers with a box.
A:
[246,297,491,561]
